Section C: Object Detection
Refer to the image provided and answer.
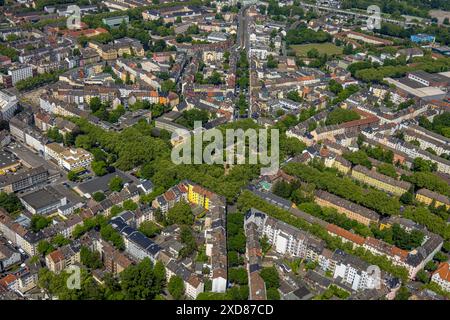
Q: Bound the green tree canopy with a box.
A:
[228,267,248,285]
[109,176,124,192]
[80,246,103,269]
[93,191,106,202]
[166,201,193,225]
[31,215,51,232]
[260,267,279,289]
[138,221,161,238]
[168,275,185,300]
[0,192,23,214]
[326,108,361,125]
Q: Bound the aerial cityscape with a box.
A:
[0,0,449,303]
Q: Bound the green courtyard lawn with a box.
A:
[290,42,343,57]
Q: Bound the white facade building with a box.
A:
[0,90,18,121]
[431,262,450,292]
[8,65,33,85]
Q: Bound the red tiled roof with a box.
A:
[192,185,214,199]
[48,249,65,263]
[327,224,365,245]
[249,272,266,300]
[297,76,314,82]
[177,183,188,193]
[212,268,227,279]
[164,190,176,201]
[341,115,379,128]
[0,274,17,288]
[188,275,201,288]
[433,262,450,282]
[391,246,409,260]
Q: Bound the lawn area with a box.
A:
[291,42,343,57]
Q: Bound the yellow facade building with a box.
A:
[416,188,450,210]
[187,182,212,210]
[315,190,380,226]
[351,165,411,197]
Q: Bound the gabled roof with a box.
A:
[433,262,450,283]
[326,224,365,245]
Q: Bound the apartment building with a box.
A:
[44,142,93,171]
[206,199,227,294]
[9,116,48,154]
[314,190,380,226]
[406,124,450,148]
[415,188,450,210]
[323,154,352,174]
[326,224,366,249]
[152,182,188,214]
[245,208,325,260]
[245,222,267,300]
[0,244,21,272]
[331,249,381,291]
[113,37,144,57]
[431,262,450,292]
[351,165,411,197]
[54,214,83,237]
[0,166,50,193]
[95,239,133,276]
[187,182,214,210]
[45,242,81,273]
[0,265,39,294]
[329,217,443,279]
[403,127,450,156]
[245,208,383,291]
[0,210,48,256]
[363,237,409,265]
[165,259,204,299]
[0,90,18,121]
[109,216,161,264]
[6,64,34,85]
[109,211,203,299]
[252,176,443,280]
[88,42,118,60]
[367,133,450,174]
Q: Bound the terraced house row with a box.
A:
[249,189,443,279]
[350,165,412,197]
[314,190,380,226]
[244,208,390,293]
